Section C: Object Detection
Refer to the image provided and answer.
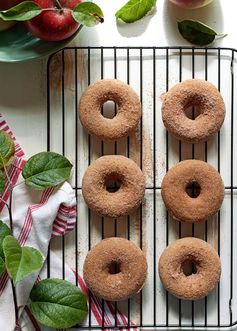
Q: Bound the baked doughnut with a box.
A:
[158,237,221,300]
[79,79,141,141]
[83,237,147,301]
[161,160,224,223]
[161,79,225,143]
[82,155,145,218]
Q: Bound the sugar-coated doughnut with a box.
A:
[79,79,141,141]
[82,155,145,218]
[83,237,147,301]
[161,79,225,143]
[159,237,221,300]
[161,160,224,223]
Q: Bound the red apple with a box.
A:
[25,0,80,41]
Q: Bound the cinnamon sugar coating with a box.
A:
[161,160,224,223]
[79,79,141,141]
[82,155,145,218]
[161,79,225,143]
[83,237,147,301]
[159,237,221,300]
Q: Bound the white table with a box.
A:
[1,0,237,328]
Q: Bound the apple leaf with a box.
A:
[72,2,104,27]
[0,171,5,194]
[178,20,217,46]
[0,1,42,21]
[115,0,157,23]
[0,220,11,275]
[0,130,15,169]
[3,235,43,285]
[29,278,88,328]
[22,151,72,190]
[0,221,11,259]
[0,256,5,275]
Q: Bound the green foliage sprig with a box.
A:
[115,0,157,23]
[0,130,87,330]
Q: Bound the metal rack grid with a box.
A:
[46,46,237,330]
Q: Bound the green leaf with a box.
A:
[22,152,72,190]
[72,2,104,27]
[0,131,15,168]
[115,0,156,23]
[0,171,5,194]
[178,20,217,46]
[29,278,88,328]
[3,236,43,285]
[0,221,11,259]
[0,256,5,275]
[0,1,42,21]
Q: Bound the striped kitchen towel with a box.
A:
[0,116,138,331]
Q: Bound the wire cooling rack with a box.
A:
[46,47,237,330]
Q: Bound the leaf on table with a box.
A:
[0,1,42,21]
[178,20,217,46]
[0,171,5,194]
[22,151,73,190]
[115,0,157,23]
[29,278,88,328]
[0,256,5,275]
[3,235,43,285]
[0,220,11,259]
[0,131,15,169]
[72,2,104,27]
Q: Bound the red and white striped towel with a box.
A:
[0,116,138,331]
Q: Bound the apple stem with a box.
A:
[54,0,62,10]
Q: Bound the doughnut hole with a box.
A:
[185,181,201,198]
[105,173,122,193]
[101,100,117,119]
[108,261,121,274]
[184,105,201,120]
[181,259,198,276]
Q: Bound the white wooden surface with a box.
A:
[0,0,237,329]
